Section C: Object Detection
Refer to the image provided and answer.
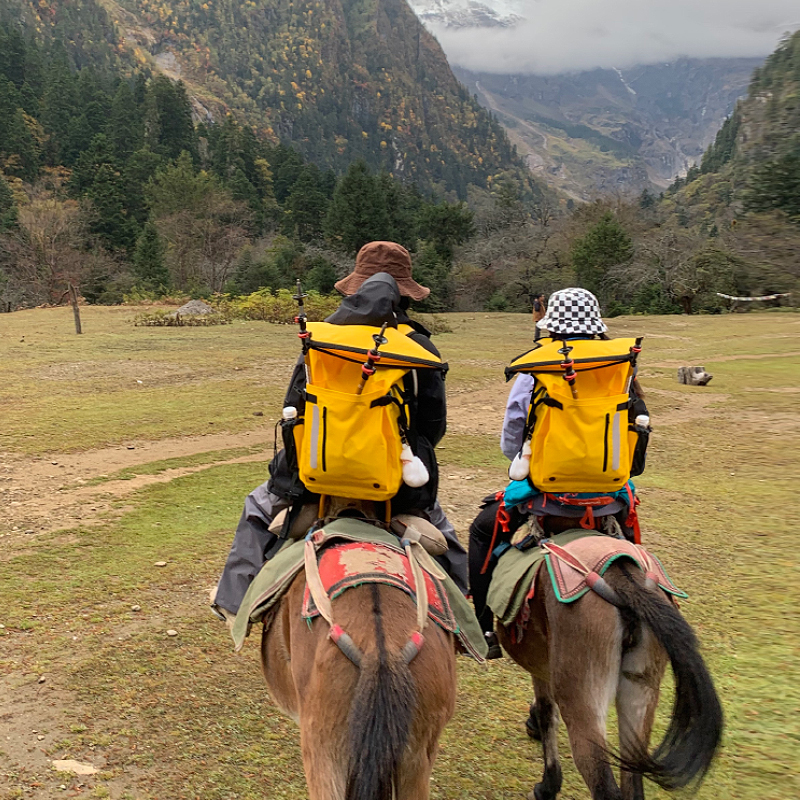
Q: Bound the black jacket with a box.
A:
[268,273,447,512]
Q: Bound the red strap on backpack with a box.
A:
[481,492,511,574]
[624,484,642,544]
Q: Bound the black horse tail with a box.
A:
[345,585,416,800]
[607,562,724,790]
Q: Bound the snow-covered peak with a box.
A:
[409,0,524,30]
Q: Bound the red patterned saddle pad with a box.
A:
[542,536,687,604]
[302,541,459,634]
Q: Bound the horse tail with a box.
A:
[345,584,416,800]
[606,561,723,790]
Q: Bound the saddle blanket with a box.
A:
[231,517,487,660]
[488,530,686,629]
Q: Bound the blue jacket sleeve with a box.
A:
[500,374,535,460]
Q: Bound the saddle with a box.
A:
[487,530,686,638]
[232,516,486,660]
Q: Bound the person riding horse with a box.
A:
[468,287,650,658]
[211,241,467,625]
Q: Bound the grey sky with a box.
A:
[428,0,800,74]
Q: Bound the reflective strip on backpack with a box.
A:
[309,404,320,470]
[612,411,622,472]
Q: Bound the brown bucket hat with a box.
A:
[334,241,431,301]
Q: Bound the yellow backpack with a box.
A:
[293,321,446,501]
[506,337,643,493]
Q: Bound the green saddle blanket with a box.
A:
[487,529,591,627]
[232,518,487,660]
[487,529,686,628]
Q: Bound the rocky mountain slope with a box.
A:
[453,59,761,200]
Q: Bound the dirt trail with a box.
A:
[0,429,275,539]
[0,375,743,539]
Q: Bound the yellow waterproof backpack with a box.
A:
[506,337,643,493]
[294,321,446,501]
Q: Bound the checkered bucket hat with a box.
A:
[536,287,608,335]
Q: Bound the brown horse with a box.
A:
[498,559,723,800]
[260,559,457,800]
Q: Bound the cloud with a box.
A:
[427,0,800,74]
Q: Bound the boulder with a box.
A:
[174,299,215,316]
[677,366,713,386]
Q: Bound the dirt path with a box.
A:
[0,429,275,539]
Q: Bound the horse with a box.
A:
[257,503,458,800]
[498,557,723,800]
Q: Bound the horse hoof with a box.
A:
[525,711,542,741]
[532,783,551,800]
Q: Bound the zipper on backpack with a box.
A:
[603,413,610,472]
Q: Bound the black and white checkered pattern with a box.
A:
[536,287,607,335]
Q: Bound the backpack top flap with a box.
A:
[305,322,447,371]
[505,337,641,379]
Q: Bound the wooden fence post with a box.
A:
[69,282,82,335]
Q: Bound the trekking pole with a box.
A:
[356,322,388,395]
[559,341,579,399]
[293,279,310,351]
[626,336,643,394]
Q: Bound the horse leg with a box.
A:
[529,677,562,800]
[299,722,347,800]
[550,593,624,800]
[616,623,668,800]
[395,623,456,800]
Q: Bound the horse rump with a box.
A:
[345,587,417,800]
[607,561,724,790]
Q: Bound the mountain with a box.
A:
[407,0,762,199]
[452,59,761,200]
[409,0,523,29]
[13,0,533,199]
[666,30,800,231]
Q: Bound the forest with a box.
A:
[1,17,799,316]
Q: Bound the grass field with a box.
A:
[1,306,798,800]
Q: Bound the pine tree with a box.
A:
[133,222,170,289]
[324,160,391,253]
[284,167,329,242]
[88,162,137,252]
[144,76,197,162]
[123,147,163,227]
[39,44,78,165]
[109,80,143,162]
[0,170,18,231]
[571,213,633,299]
[1,107,40,181]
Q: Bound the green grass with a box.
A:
[0,307,797,799]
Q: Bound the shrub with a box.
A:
[213,288,339,323]
[133,309,231,326]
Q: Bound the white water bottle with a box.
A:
[401,443,429,487]
[508,439,532,481]
[282,406,297,421]
[635,414,650,432]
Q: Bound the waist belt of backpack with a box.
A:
[542,492,617,531]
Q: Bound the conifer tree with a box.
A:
[133,222,170,289]
[284,167,329,242]
[571,213,633,299]
[144,77,197,162]
[88,162,137,252]
[109,81,143,162]
[39,44,78,165]
[0,170,18,231]
[324,160,391,253]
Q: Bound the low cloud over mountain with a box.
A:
[418,0,800,74]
